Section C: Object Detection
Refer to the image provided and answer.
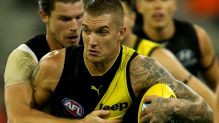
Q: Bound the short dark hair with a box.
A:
[38,0,81,16]
[85,0,124,27]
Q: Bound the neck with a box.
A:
[46,30,63,51]
[123,33,137,48]
[84,46,121,76]
[143,20,175,42]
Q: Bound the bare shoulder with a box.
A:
[193,24,216,65]
[193,24,213,47]
[32,48,66,91]
[41,48,66,63]
[38,48,66,71]
[193,24,206,35]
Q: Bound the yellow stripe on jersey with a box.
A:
[136,39,161,56]
[95,45,135,120]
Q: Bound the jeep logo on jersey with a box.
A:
[62,98,84,117]
[98,102,128,111]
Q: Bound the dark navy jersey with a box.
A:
[135,19,201,76]
[25,33,83,60]
[25,33,50,60]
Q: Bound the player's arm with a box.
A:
[195,25,219,91]
[130,55,213,122]
[4,49,83,123]
[6,85,120,123]
[3,50,61,123]
[4,49,39,123]
[32,49,65,107]
[5,84,82,123]
[151,47,216,108]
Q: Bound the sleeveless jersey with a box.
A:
[136,19,201,76]
[25,33,50,61]
[133,36,161,57]
[4,33,50,87]
[121,36,161,123]
[50,45,137,120]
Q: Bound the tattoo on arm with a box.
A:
[131,56,213,122]
[132,56,195,99]
[131,56,176,89]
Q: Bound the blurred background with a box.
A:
[0,0,219,122]
[0,0,44,122]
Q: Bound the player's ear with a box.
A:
[39,10,49,23]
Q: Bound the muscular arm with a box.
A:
[5,84,78,123]
[130,55,213,122]
[151,47,216,108]
[195,25,219,91]
[4,49,76,123]
[32,49,65,107]
[5,84,120,123]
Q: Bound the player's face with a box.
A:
[137,0,176,29]
[45,1,84,48]
[82,13,125,63]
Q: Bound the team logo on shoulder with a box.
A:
[62,98,84,117]
[176,49,197,66]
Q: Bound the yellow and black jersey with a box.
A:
[133,35,161,57]
[122,36,161,123]
[50,45,138,120]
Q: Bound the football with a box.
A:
[138,83,177,123]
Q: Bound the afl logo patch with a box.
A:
[62,98,84,117]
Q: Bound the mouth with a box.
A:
[152,13,164,21]
[88,49,100,56]
[66,35,79,44]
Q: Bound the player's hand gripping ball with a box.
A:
[138,83,177,123]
